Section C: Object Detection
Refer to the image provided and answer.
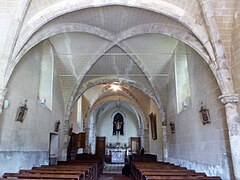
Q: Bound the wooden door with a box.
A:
[49,133,58,165]
[96,137,106,157]
[78,132,86,148]
[130,137,141,155]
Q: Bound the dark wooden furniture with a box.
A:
[131,161,222,180]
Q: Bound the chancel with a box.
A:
[0,1,240,180]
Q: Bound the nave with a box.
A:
[1,1,240,180]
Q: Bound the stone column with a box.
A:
[162,126,168,162]
[219,94,240,180]
[61,119,70,161]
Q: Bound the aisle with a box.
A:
[99,173,131,180]
[100,163,131,180]
[103,163,125,174]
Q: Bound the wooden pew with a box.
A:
[33,166,92,179]
[146,176,222,180]
[3,172,80,179]
[130,161,222,180]
[131,162,188,179]
[58,159,103,179]
[145,176,199,179]
[19,169,86,180]
[142,172,206,180]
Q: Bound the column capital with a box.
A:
[219,94,238,105]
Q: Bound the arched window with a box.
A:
[174,43,191,113]
[38,40,54,110]
[113,113,124,135]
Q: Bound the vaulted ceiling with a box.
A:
[22,5,203,113]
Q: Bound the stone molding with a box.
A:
[219,94,238,105]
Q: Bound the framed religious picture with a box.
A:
[170,122,175,133]
[199,102,211,125]
[113,113,124,135]
[15,100,28,122]
[149,113,157,140]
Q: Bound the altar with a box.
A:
[110,149,126,163]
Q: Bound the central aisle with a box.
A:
[100,163,131,180]
[103,163,124,174]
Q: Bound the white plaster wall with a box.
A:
[96,107,138,146]
[148,100,163,161]
[166,46,232,180]
[0,42,65,176]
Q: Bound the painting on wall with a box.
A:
[15,99,28,122]
[199,102,211,125]
[149,113,157,140]
[170,122,175,133]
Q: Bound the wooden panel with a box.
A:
[79,132,86,148]
[96,137,106,156]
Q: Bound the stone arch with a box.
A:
[3,1,234,116]
[111,110,126,119]
[12,0,212,61]
[13,23,210,69]
[0,0,31,87]
[9,24,212,120]
[86,96,148,131]
[5,0,215,87]
[14,23,115,66]
[2,1,234,117]
[66,77,157,121]
[85,95,149,153]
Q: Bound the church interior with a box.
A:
[0,0,240,180]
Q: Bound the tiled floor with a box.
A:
[103,163,125,174]
[100,163,132,180]
[99,173,131,180]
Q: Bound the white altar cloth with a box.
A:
[111,150,125,163]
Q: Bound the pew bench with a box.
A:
[3,172,80,179]
[19,169,86,180]
[145,176,222,180]
[33,166,91,179]
[142,171,206,180]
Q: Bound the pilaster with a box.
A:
[162,126,168,162]
[219,94,240,180]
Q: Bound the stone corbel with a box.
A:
[0,87,7,114]
[219,94,238,105]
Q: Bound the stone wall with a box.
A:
[0,43,65,176]
[0,151,48,177]
[166,46,232,180]
[231,1,240,112]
